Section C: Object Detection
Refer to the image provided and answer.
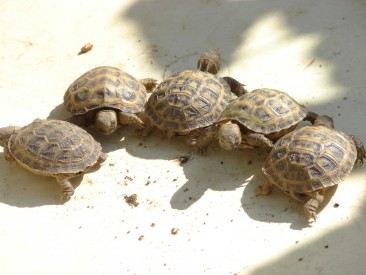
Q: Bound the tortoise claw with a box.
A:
[304,199,319,221]
[60,190,73,201]
[194,145,208,156]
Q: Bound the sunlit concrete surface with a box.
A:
[1,0,366,274]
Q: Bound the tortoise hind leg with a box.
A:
[349,135,366,164]
[56,175,75,200]
[197,49,221,75]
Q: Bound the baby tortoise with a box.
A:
[257,115,365,221]
[0,119,106,200]
[140,49,245,150]
[64,66,157,135]
[194,88,318,154]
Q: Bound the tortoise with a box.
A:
[0,119,106,200]
[64,66,157,135]
[140,49,245,150]
[256,115,366,220]
[193,88,319,153]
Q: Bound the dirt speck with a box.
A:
[138,235,144,241]
[124,194,139,207]
[171,228,179,235]
[175,156,190,165]
[333,203,340,208]
[85,177,93,185]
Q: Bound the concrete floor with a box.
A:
[1,0,366,274]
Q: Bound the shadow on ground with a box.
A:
[120,0,366,136]
[0,155,84,207]
[120,0,366,272]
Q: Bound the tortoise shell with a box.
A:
[64,66,147,115]
[8,119,103,175]
[144,69,232,133]
[262,125,357,194]
[217,88,308,137]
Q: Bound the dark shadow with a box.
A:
[170,147,268,210]
[47,102,69,121]
[124,127,268,210]
[241,174,338,229]
[0,155,83,207]
[120,0,366,137]
[249,175,366,274]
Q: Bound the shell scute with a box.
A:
[64,66,147,115]
[263,125,357,193]
[8,119,103,175]
[145,70,231,132]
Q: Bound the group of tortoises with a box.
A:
[0,49,365,221]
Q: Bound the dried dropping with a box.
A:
[79,43,93,54]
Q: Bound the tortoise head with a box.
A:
[197,49,221,75]
[0,126,20,147]
[349,135,366,165]
[95,110,118,135]
[313,115,334,129]
[218,122,242,150]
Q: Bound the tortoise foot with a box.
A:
[256,182,273,196]
[304,198,320,221]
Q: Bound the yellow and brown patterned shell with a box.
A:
[263,126,357,193]
[8,119,103,175]
[217,88,307,137]
[64,66,147,115]
[144,70,231,132]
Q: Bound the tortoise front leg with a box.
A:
[303,191,324,221]
[65,114,90,127]
[223,76,248,97]
[256,179,274,196]
[288,190,324,221]
[139,78,157,92]
[136,113,154,137]
[118,112,145,130]
[56,175,75,200]
[242,133,274,149]
[189,126,217,155]
[3,145,15,161]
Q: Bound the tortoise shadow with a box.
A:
[241,174,338,229]
[169,147,268,210]
[0,154,99,207]
[47,102,69,121]
[123,128,269,210]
